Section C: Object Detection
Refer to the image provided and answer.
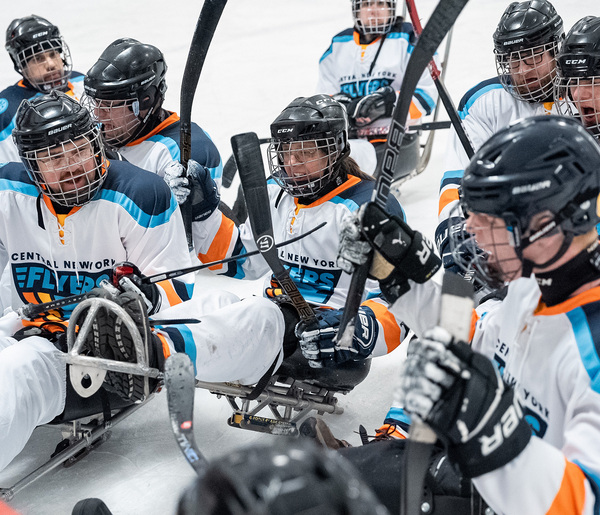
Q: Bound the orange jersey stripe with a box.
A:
[546,460,586,515]
[536,284,600,316]
[156,279,185,307]
[409,100,423,120]
[438,187,460,216]
[156,333,171,360]
[127,112,180,146]
[197,212,236,270]
[362,298,402,354]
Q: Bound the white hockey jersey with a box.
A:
[317,19,438,132]
[195,175,408,357]
[438,76,553,223]
[390,276,600,514]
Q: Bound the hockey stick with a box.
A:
[405,0,474,160]
[180,0,228,249]
[164,352,208,475]
[336,0,470,348]
[231,132,317,325]
[18,223,326,320]
[400,272,474,515]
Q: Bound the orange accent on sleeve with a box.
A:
[362,299,402,354]
[546,460,586,515]
[409,100,422,120]
[155,333,171,360]
[22,292,37,304]
[469,310,478,342]
[438,188,460,216]
[197,213,236,270]
[156,279,184,307]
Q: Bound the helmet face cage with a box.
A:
[267,136,340,198]
[81,94,144,147]
[20,125,106,207]
[448,210,521,291]
[495,39,560,102]
[555,76,600,139]
[17,37,72,92]
[352,0,397,36]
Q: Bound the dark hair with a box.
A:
[343,155,374,181]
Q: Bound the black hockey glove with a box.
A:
[348,86,396,127]
[397,327,531,478]
[435,217,485,292]
[186,159,220,222]
[112,262,161,316]
[295,306,378,368]
[331,92,353,108]
[338,202,441,302]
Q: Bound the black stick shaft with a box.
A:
[180,0,228,249]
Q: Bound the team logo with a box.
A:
[257,235,274,252]
[0,98,8,116]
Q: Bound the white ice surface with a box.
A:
[0,1,590,513]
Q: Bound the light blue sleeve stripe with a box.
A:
[414,87,436,111]
[442,169,465,181]
[385,406,412,425]
[459,83,504,120]
[148,134,180,161]
[0,177,39,197]
[567,308,600,393]
[97,188,178,229]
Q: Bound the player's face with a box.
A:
[357,1,394,33]
[23,50,64,89]
[93,99,142,146]
[567,78,600,133]
[465,212,522,283]
[507,47,556,98]
[280,141,330,182]
[37,138,98,194]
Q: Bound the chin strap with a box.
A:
[535,240,600,306]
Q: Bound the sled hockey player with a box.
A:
[0,15,84,163]
[316,0,437,178]
[555,16,600,141]
[436,0,564,279]
[334,115,600,514]
[81,37,223,201]
[196,94,427,368]
[0,91,285,473]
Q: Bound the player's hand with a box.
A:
[337,202,441,302]
[348,86,396,127]
[398,327,531,477]
[186,159,220,222]
[295,307,377,368]
[163,161,190,205]
[112,262,161,315]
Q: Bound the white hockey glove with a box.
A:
[163,161,190,205]
[398,327,531,478]
[337,202,441,302]
[295,307,378,368]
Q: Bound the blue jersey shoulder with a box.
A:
[336,177,405,220]
[156,118,221,168]
[99,160,177,226]
[458,76,503,115]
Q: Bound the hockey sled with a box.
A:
[0,296,162,502]
[196,347,371,437]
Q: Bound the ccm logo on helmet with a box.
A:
[277,128,294,134]
[564,59,587,65]
[48,123,72,136]
[511,180,551,195]
[32,31,49,39]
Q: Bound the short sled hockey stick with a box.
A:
[405,0,475,160]
[336,0,471,348]
[232,132,317,325]
[400,272,474,515]
[18,223,325,320]
[180,0,228,249]
[164,353,208,476]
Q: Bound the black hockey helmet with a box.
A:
[5,14,72,91]
[352,0,398,36]
[493,0,563,54]
[267,94,350,200]
[557,16,600,79]
[84,38,167,106]
[13,91,106,207]
[461,115,600,246]
[177,439,388,515]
